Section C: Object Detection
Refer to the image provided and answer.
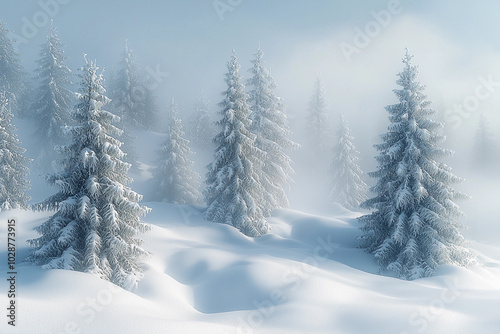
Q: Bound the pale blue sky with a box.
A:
[2,0,499,167]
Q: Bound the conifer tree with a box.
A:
[247,47,298,216]
[108,41,142,171]
[205,51,268,237]
[0,92,31,210]
[306,78,329,157]
[0,21,26,116]
[359,50,475,279]
[28,57,150,290]
[188,96,215,150]
[32,22,73,171]
[329,113,367,209]
[472,114,498,170]
[153,98,201,205]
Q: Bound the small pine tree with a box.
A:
[0,92,31,210]
[188,95,215,150]
[306,78,330,157]
[153,98,201,205]
[32,22,73,171]
[205,51,268,237]
[247,46,298,216]
[472,114,498,170]
[329,113,367,209]
[28,57,150,290]
[0,21,26,116]
[359,50,475,280]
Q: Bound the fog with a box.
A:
[2,0,499,235]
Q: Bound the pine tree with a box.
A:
[108,41,142,171]
[329,113,367,209]
[205,51,268,237]
[472,114,498,170]
[111,40,157,130]
[247,46,298,216]
[359,50,475,280]
[0,92,31,210]
[28,57,150,290]
[188,95,215,150]
[306,78,330,157]
[153,98,201,205]
[0,21,26,116]
[32,22,73,171]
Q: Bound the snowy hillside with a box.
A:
[1,201,499,334]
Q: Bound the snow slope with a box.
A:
[1,201,499,334]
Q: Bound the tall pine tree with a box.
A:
[329,113,367,209]
[205,51,268,237]
[153,98,201,205]
[0,21,26,116]
[359,50,475,280]
[32,22,73,171]
[28,57,150,290]
[306,78,329,158]
[247,46,298,216]
[188,95,215,150]
[472,114,498,170]
[0,92,31,210]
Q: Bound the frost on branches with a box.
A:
[28,57,150,290]
[359,50,475,280]
[153,98,201,205]
[32,22,73,171]
[247,46,298,216]
[0,92,31,210]
[329,113,367,209]
[205,51,268,237]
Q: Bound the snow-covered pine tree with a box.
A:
[359,50,475,280]
[111,40,157,130]
[472,114,498,170]
[32,22,73,171]
[188,95,215,150]
[205,51,268,237]
[0,92,31,210]
[247,46,298,216]
[153,98,201,205]
[28,57,150,290]
[0,21,26,116]
[329,113,367,209]
[108,41,142,171]
[306,78,330,158]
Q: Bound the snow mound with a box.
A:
[1,204,499,334]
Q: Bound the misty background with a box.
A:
[2,0,499,241]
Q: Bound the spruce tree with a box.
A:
[472,114,498,170]
[0,21,26,116]
[0,92,31,210]
[247,46,298,216]
[205,51,268,237]
[306,78,329,157]
[153,98,201,205]
[359,50,475,279]
[108,41,142,171]
[28,57,150,290]
[188,95,215,150]
[329,113,367,209]
[32,22,73,171]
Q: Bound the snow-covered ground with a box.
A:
[1,198,499,334]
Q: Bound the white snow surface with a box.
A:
[1,201,499,334]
